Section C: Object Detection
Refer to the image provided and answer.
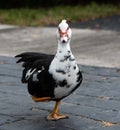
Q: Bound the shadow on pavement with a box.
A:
[70,15,120,31]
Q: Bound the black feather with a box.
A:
[16,52,54,63]
[15,52,54,82]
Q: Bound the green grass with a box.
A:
[0,3,120,26]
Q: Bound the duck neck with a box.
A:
[56,40,71,56]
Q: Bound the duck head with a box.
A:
[57,20,72,44]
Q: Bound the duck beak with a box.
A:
[60,36,69,44]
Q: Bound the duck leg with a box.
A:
[46,100,68,121]
[32,96,51,102]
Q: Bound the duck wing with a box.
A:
[15,52,54,83]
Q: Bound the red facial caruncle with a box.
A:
[58,27,69,38]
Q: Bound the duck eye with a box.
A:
[58,28,61,33]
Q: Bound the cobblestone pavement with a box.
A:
[0,56,120,130]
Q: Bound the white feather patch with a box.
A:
[26,68,36,80]
[49,43,80,99]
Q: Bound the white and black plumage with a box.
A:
[15,20,83,121]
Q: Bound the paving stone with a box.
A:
[0,115,21,126]
[96,125,120,130]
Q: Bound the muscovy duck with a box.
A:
[15,20,83,121]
